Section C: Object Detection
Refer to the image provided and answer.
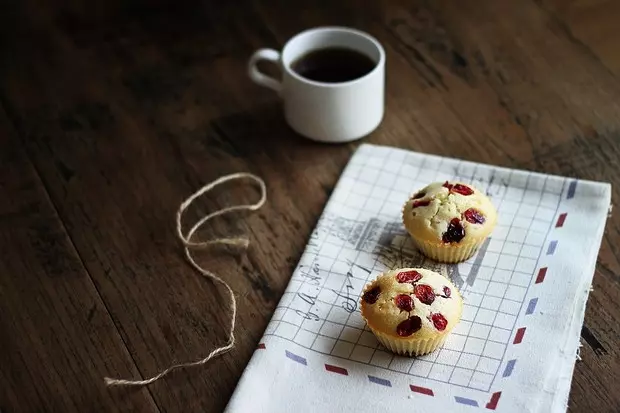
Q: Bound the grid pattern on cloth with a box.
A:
[264,145,565,392]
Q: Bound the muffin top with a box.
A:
[360,268,462,340]
[402,181,497,245]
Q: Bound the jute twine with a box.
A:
[104,172,267,387]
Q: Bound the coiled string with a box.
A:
[104,172,267,387]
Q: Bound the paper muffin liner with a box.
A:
[369,327,447,356]
[410,237,484,263]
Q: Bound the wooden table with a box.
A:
[1,1,619,411]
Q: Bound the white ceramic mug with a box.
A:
[248,27,385,143]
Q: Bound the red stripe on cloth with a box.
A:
[556,213,567,227]
[410,385,434,396]
[535,267,547,284]
[486,392,502,410]
[513,328,526,344]
[257,343,266,349]
[325,364,348,375]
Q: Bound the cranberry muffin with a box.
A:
[402,181,497,263]
[360,268,462,356]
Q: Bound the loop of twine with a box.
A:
[104,172,267,387]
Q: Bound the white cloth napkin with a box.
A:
[225,144,611,413]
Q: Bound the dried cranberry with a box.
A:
[396,270,423,284]
[442,286,451,298]
[362,286,381,304]
[443,181,474,196]
[452,184,474,196]
[442,218,465,243]
[412,199,430,208]
[397,316,422,337]
[430,313,448,331]
[463,208,485,224]
[394,294,413,312]
[413,191,426,199]
[414,284,436,305]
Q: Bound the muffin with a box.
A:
[360,268,462,356]
[402,181,497,263]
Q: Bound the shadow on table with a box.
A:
[207,102,357,169]
[209,102,314,154]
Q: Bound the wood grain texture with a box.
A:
[540,0,620,75]
[0,109,159,412]
[0,0,618,411]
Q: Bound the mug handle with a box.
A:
[248,49,282,94]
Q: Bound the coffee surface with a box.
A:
[291,47,376,83]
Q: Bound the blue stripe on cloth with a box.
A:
[454,396,479,407]
[567,180,577,199]
[368,375,391,387]
[547,240,558,255]
[285,350,307,365]
[503,359,517,377]
[526,298,538,315]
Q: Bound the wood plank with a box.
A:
[0,108,159,411]
[540,0,620,75]
[0,1,327,411]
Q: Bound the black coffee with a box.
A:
[291,47,376,83]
